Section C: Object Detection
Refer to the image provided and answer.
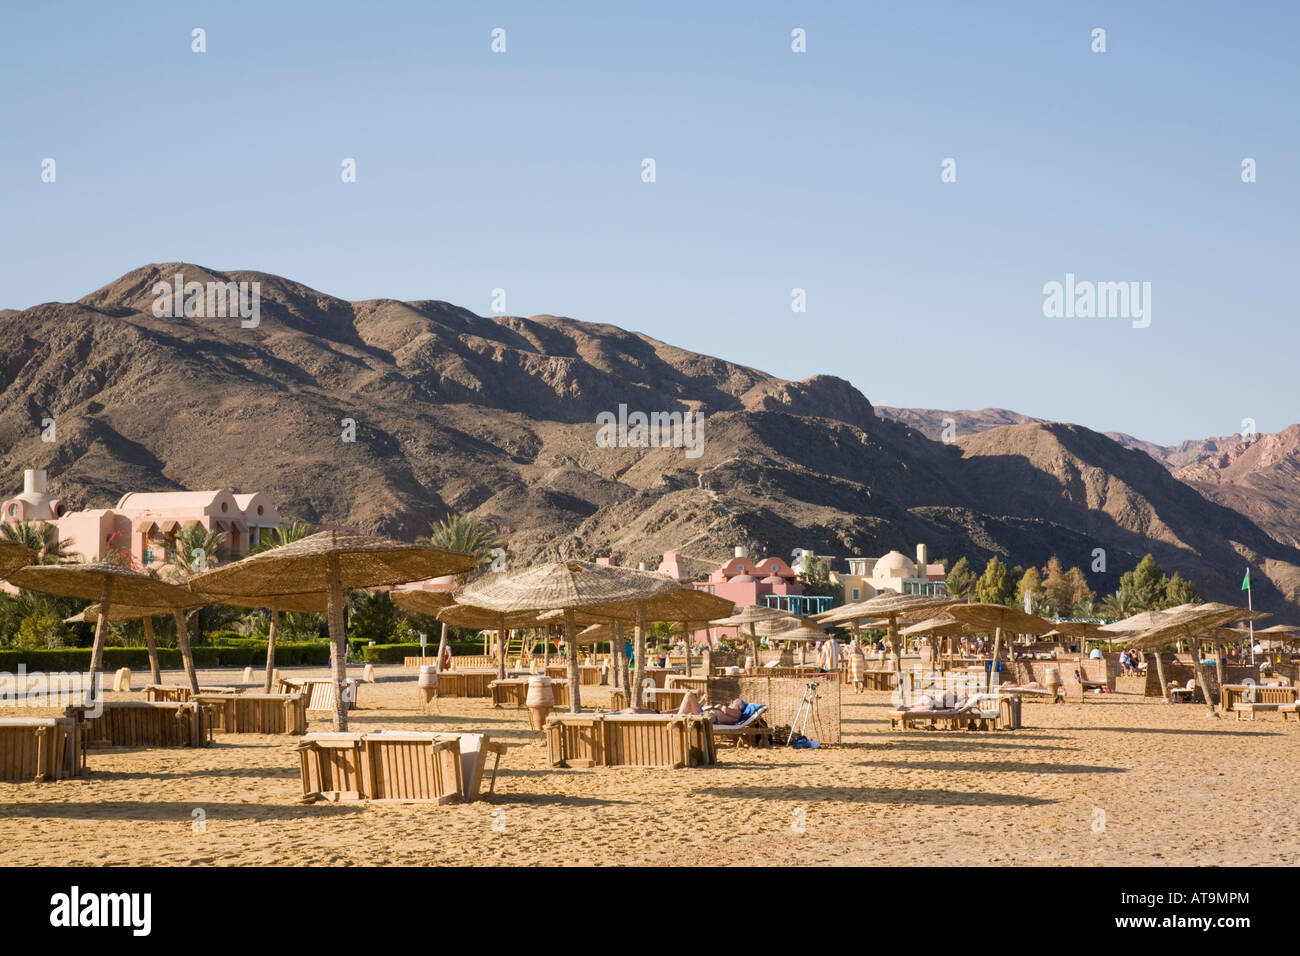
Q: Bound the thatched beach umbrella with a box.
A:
[1099,606,1194,701]
[0,542,34,578]
[900,614,967,665]
[945,603,1052,685]
[215,592,329,691]
[752,613,823,664]
[391,581,458,674]
[710,605,792,676]
[815,593,958,682]
[188,531,476,730]
[437,602,552,677]
[8,563,200,701]
[68,592,211,686]
[1125,603,1267,715]
[453,560,679,712]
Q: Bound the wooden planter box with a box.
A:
[0,718,80,781]
[435,671,496,698]
[67,702,207,749]
[276,678,358,714]
[545,714,716,768]
[296,731,505,804]
[194,693,307,735]
[488,678,570,708]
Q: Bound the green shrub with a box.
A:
[0,642,332,671]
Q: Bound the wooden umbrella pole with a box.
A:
[263,600,279,693]
[632,603,649,708]
[749,625,759,674]
[172,607,200,694]
[434,622,448,673]
[1188,632,1215,715]
[1213,641,1226,701]
[497,614,507,682]
[142,614,161,685]
[887,614,902,688]
[1152,644,1170,702]
[87,577,112,705]
[683,621,693,677]
[564,609,582,712]
[326,554,348,731]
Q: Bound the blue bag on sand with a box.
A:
[792,737,820,749]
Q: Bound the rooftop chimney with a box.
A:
[734,546,748,559]
[916,543,928,568]
[23,469,47,495]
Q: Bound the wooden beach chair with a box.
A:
[708,704,772,747]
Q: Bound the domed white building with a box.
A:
[836,543,948,602]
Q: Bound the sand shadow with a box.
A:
[1073,726,1282,737]
[0,800,363,821]
[875,739,1080,753]
[862,759,1124,775]
[692,785,1054,807]
[86,766,300,780]
[491,793,634,808]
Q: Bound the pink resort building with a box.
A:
[2,469,281,569]
[655,546,835,644]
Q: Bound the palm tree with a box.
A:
[165,524,227,579]
[0,520,76,565]
[418,513,506,673]
[1101,589,1137,620]
[250,521,314,554]
[161,523,226,691]
[418,514,503,570]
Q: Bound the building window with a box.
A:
[257,505,264,515]
[851,588,860,600]
[144,548,155,564]
[221,502,228,513]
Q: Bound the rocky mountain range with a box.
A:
[3,263,1298,617]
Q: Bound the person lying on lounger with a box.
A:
[675,691,747,724]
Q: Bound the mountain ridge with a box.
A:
[3,263,1298,617]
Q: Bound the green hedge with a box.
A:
[0,642,331,671]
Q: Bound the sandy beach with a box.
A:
[0,666,1295,867]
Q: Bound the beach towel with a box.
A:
[817,640,844,672]
[847,644,866,682]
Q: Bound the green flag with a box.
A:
[1241,569,1251,591]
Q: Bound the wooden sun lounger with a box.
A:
[194,692,307,735]
[1232,702,1284,721]
[295,731,505,804]
[1280,703,1297,722]
[545,713,716,768]
[65,701,208,749]
[0,717,80,781]
[275,677,358,714]
[996,684,1065,703]
[709,705,772,747]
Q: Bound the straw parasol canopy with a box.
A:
[66,592,212,687]
[0,542,34,578]
[814,593,959,675]
[1126,603,1268,712]
[389,587,456,616]
[186,531,476,599]
[437,603,552,631]
[189,531,477,729]
[453,560,681,710]
[1244,624,1300,648]
[945,603,1053,636]
[8,563,203,699]
[900,615,967,638]
[710,605,791,673]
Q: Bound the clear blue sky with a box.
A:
[2,1,1295,446]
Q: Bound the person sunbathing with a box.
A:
[676,691,746,724]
